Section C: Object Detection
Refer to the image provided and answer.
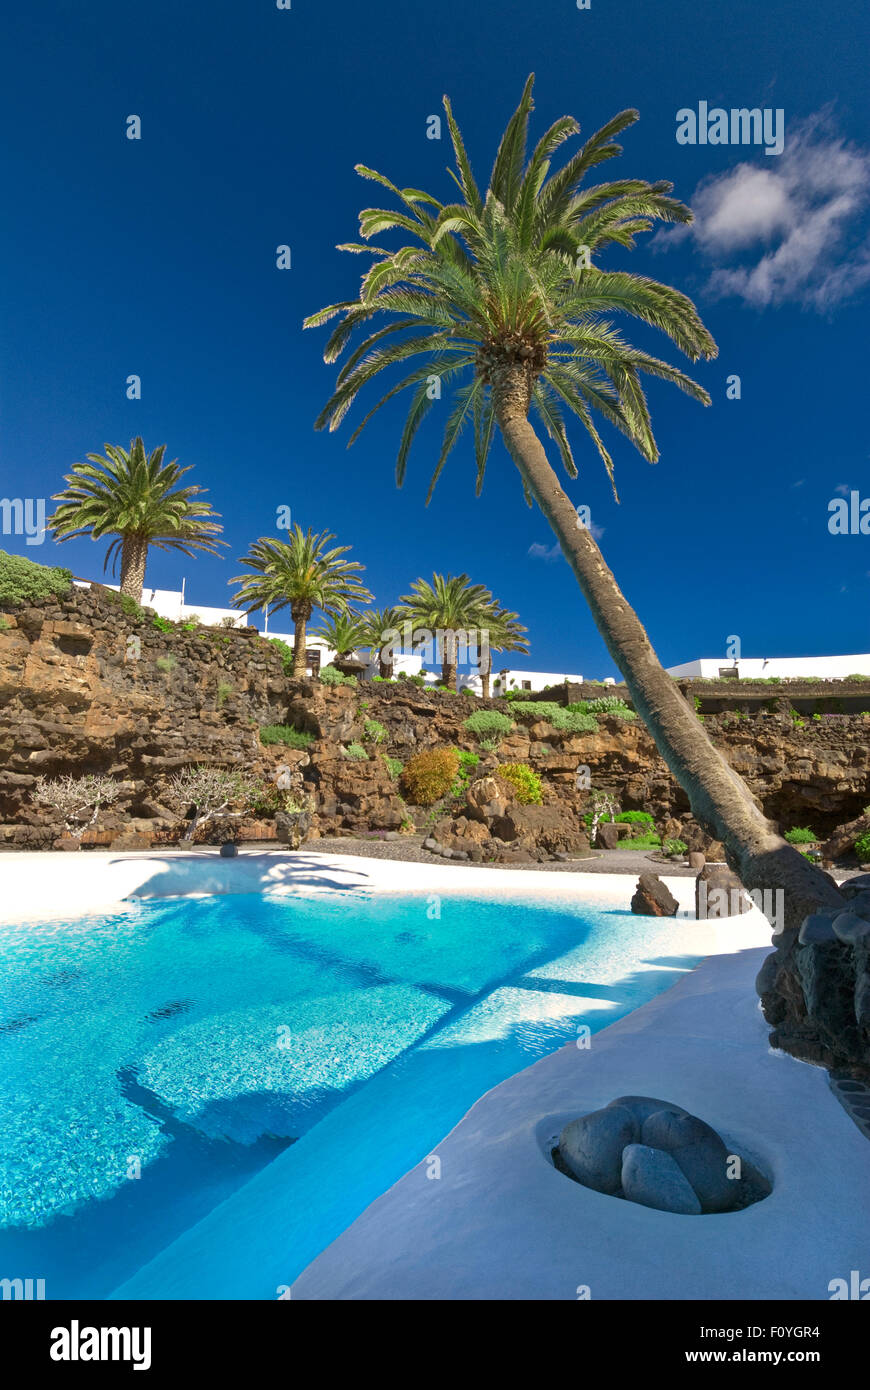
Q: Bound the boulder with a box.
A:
[558,1105,638,1195]
[695,863,750,919]
[640,1108,734,1213]
[597,822,621,850]
[820,813,870,863]
[630,873,679,917]
[621,1144,702,1215]
[465,776,509,824]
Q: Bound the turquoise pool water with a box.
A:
[0,888,702,1298]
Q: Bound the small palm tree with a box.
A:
[231,525,373,677]
[359,605,404,678]
[477,604,529,698]
[310,610,369,659]
[48,438,225,601]
[398,573,493,689]
[305,75,839,925]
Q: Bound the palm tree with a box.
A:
[231,525,373,677]
[359,605,404,678]
[304,75,841,927]
[48,438,225,601]
[398,573,493,689]
[310,610,369,659]
[477,603,529,698]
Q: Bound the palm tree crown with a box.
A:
[230,524,373,676]
[48,437,225,600]
[304,74,715,502]
[398,573,494,688]
[310,610,369,658]
[359,605,405,678]
[476,603,529,697]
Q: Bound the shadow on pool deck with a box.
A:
[113,852,373,900]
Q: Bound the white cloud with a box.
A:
[835,483,851,495]
[658,113,870,309]
[528,524,604,563]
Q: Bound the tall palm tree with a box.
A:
[399,573,493,689]
[231,525,373,677]
[477,603,529,698]
[48,438,225,601]
[310,610,369,659]
[304,76,841,927]
[360,605,404,678]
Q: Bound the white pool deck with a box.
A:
[1,849,865,1301]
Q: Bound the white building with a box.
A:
[73,580,247,628]
[478,668,593,695]
[666,654,870,681]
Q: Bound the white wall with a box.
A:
[667,655,870,680]
[73,581,247,628]
[490,669,585,694]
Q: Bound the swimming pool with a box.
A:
[0,885,705,1298]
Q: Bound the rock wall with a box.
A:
[1,585,869,855]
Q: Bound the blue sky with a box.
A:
[1,0,868,676]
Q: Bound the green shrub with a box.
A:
[575,696,635,720]
[320,664,357,687]
[383,756,403,780]
[119,594,144,620]
[156,655,177,674]
[853,830,870,861]
[615,811,655,826]
[399,748,460,805]
[363,718,387,745]
[510,701,598,734]
[463,709,514,741]
[268,637,295,675]
[497,762,543,805]
[259,724,315,749]
[342,742,368,759]
[0,550,72,605]
[478,738,499,751]
[627,832,662,849]
[784,827,817,845]
[152,616,174,633]
[0,615,10,631]
[217,681,233,707]
[663,837,688,857]
[457,750,480,775]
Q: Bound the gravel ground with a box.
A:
[308,834,699,876]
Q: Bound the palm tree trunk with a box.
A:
[292,611,308,678]
[379,653,393,679]
[493,366,843,931]
[442,629,458,690]
[479,648,492,698]
[120,534,149,601]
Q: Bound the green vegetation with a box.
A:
[784,827,817,845]
[0,550,72,605]
[319,664,358,687]
[152,616,174,633]
[578,696,635,720]
[342,742,369,760]
[217,681,233,707]
[399,747,460,805]
[511,701,598,733]
[47,437,225,602]
[628,832,662,849]
[0,616,10,631]
[497,762,543,805]
[398,573,495,690]
[155,655,177,674]
[663,837,688,857]
[259,724,315,749]
[363,718,387,744]
[853,830,870,861]
[478,737,500,751]
[383,756,403,780]
[463,709,514,740]
[269,637,295,676]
